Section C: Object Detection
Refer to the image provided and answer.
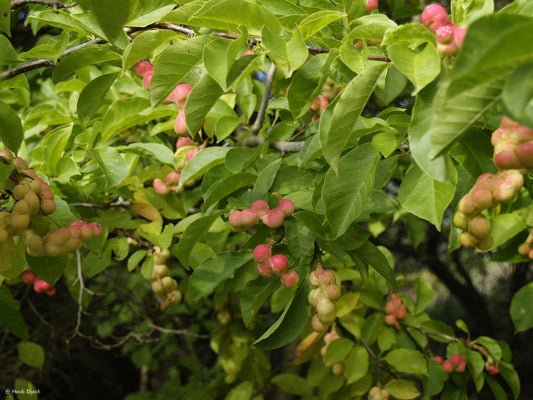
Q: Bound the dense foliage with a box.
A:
[0,0,533,399]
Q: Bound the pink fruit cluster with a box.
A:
[421,3,467,56]
[491,116,533,171]
[366,0,379,12]
[133,61,193,137]
[384,293,407,330]
[229,198,295,231]
[308,265,341,332]
[153,170,181,195]
[253,242,299,288]
[453,169,523,250]
[433,354,466,373]
[320,327,344,376]
[22,269,56,296]
[310,95,329,122]
[26,220,103,257]
[175,137,205,172]
[486,362,499,376]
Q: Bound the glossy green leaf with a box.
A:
[179,147,230,188]
[384,349,428,375]
[52,44,122,82]
[499,361,521,400]
[325,338,353,364]
[510,282,533,333]
[352,241,397,289]
[92,146,129,188]
[18,341,45,368]
[261,27,308,77]
[502,65,533,128]
[175,212,222,267]
[189,251,253,300]
[100,97,153,142]
[385,380,421,399]
[0,35,19,65]
[0,285,28,340]
[77,72,118,126]
[150,35,215,106]
[127,250,147,271]
[388,42,440,95]
[322,144,380,239]
[27,254,67,286]
[76,0,131,47]
[254,158,281,193]
[415,277,434,314]
[241,276,279,327]
[123,143,177,168]
[122,30,180,72]
[285,218,315,264]
[254,283,308,349]
[0,0,9,36]
[203,173,257,210]
[14,379,38,400]
[299,10,345,39]
[490,210,529,249]
[127,0,176,27]
[344,345,368,384]
[451,0,494,26]
[185,73,224,134]
[320,63,388,170]
[0,100,23,153]
[398,162,456,230]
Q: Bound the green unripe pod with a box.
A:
[9,214,30,235]
[161,276,178,293]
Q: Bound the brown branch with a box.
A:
[251,63,276,135]
[360,336,398,379]
[11,0,77,10]
[241,135,305,153]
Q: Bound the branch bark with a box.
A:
[11,0,77,10]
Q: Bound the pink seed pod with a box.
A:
[270,254,289,274]
[253,243,272,262]
[229,210,244,230]
[326,284,341,300]
[452,25,467,47]
[173,111,188,136]
[172,84,193,109]
[80,223,95,241]
[441,359,454,373]
[90,222,103,237]
[493,149,522,170]
[239,208,259,227]
[34,279,51,293]
[22,269,38,284]
[45,227,71,246]
[242,49,254,56]
[24,168,37,178]
[257,261,273,277]
[435,24,454,44]
[36,178,50,192]
[186,149,200,161]
[281,270,299,288]
[250,199,270,217]
[176,137,194,149]
[277,198,295,217]
[470,187,494,210]
[46,287,56,296]
[421,3,450,32]
[143,70,153,90]
[366,0,378,12]
[166,171,181,186]
[318,270,336,285]
[433,356,444,364]
[262,209,285,228]
[134,60,153,79]
[153,179,171,195]
[437,42,459,56]
[514,142,533,168]
[449,354,466,368]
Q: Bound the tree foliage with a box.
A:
[0,0,532,399]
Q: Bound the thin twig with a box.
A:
[251,63,276,135]
[148,323,210,339]
[11,0,77,10]
[241,135,305,152]
[360,336,398,378]
[73,249,84,334]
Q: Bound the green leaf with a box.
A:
[261,27,308,77]
[344,345,369,384]
[52,44,122,82]
[189,251,253,300]
[241,276,279,327]
[272,374,313,397]
[0,285,28,340]
[18,341,45,368]
[254,158,282,193]
[127,0,176,27]
[398,162,456,230]
[175,212,222,267]
[499,361,520,400]
[179,147,230,188]
[77,72,118,126]
[500,0,533,15]
[123,143,177,168]
[490,210,528,249]
[254,283,308,349]
[322,144,381,239]
[486,374,508,400]
[150,35,215,106]
[502,65,533,128]
[423,359,445,396]
[84,246,113,278]
[510,282,533,333]
[285,218,315,264]
[325,338,353,364]
[27,255,67,286]
[451,0,494,26]
[226,381,254,400]
[92,146,129,188]
[76,0,131,47]
[299,10,345,39]
[185,73,224,134]
[0,100,23,153]
[415,277,434,314]
[321,63,388,170]
[0,0,10,37]
[384,349,428,375]
[100,97,156,142]
[127,250,147,271]
[203,173,257,210]
[14,379,38,400]
[0,35,19,65]
[352,241,397,289]
[387,42,440,95]
[123,30,180,72]
[385,379,421,400]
